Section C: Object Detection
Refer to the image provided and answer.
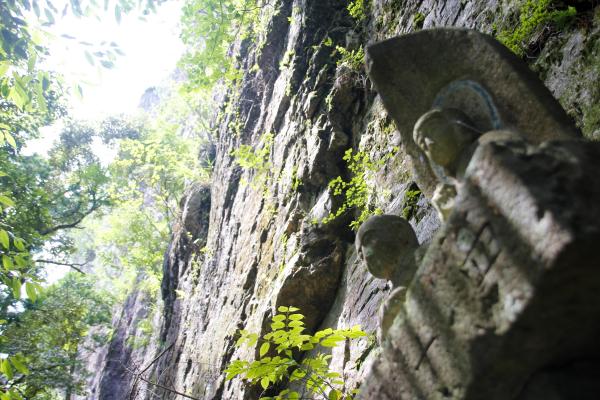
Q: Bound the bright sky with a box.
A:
[29,0,186,283]
[26,0,185,156]
[47,0,185,118]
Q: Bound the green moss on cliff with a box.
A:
[497,0,576,56]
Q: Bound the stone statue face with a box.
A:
[355,215,419,281]
[413,108,479,170]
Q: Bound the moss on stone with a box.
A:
[412,12,426,30]
[497,0,577,56]
[583,101,600,140]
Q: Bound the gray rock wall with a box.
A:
[82,0,600,399]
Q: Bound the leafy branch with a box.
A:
[225,306,366,400]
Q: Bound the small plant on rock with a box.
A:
[322,148,397,230]
[225,306,367,399]
[335,46,365,73]
[232,132,274,193]
[347,0,368,22]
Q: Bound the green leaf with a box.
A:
[288,306,300,312]
[277,306,289,313]
[300,343,314,351]
[289,368,306,381]
[4,132,17,149]
[0,62,9,78]
[35,83,47,113]
[259,342,270,357]
[0,194,15,207]
[0,229,10,249]
[13,255,26,268]
[8,87,26,110]
[11,277,21,299]
[320,334,345,347]
[27,51,37,73]
[25,282,37,302]
[288,320,303,328]
[2,255,14,270]
[33,282,43,294]
[260,376,269,390]
[1,359,13,380]
[288,314,304,321]
[270,321,285,330]
[10,356,29,375]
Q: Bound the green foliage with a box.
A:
[497,0,577,56]
[401,185,422,220]
[322,148,396,230]
[0,273,113,398]
[127,314,155,349]
[0,101,109,400]
[412,12,426,30]
[179,0,261,91]
[0,121,112,265]
[232,132,273,192]
[225,306,366,399]
[279,50,296,70]
[83,116,202,297]
[347,0,368,21]
[335,46,365,73]
[290,167,302,192]
[0,2,177,398]
[111,131,200,215]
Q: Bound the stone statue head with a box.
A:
[355,215,419,284]
[413,108,479,176]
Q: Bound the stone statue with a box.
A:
[358,29,588,399]
[413,107,524,221]
[355,215,419,286]
[355,214,421,342]
[413,108,480,181]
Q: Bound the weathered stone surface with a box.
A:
[359,139,600,399]
[366,29,581,195]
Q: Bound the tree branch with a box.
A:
[39,195,105,235]
[34,259,86,274]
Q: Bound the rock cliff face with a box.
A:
[83,1,600,399]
